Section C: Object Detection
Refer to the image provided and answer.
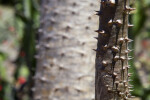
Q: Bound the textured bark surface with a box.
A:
[95,0,133,100]
[33,0,98,100]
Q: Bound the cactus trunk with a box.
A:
[33,0,98,100]
[95,0,134,100]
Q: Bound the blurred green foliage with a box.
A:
[129,0,150,100]
[0,0,39,100]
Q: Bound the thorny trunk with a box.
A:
[95,0,134,100]
[33,0,98,100]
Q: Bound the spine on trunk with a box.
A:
[95,0,135,99]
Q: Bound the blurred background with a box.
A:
[0,0,150,100]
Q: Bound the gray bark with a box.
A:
[95,0,133,100]
[33,0,98,100]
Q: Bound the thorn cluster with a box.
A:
[95,0,135,99]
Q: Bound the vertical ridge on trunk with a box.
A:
[95,0,135,100]
[33,0,98,100]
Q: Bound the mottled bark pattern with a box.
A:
[95,0,134,100]
[33,0,98,100]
